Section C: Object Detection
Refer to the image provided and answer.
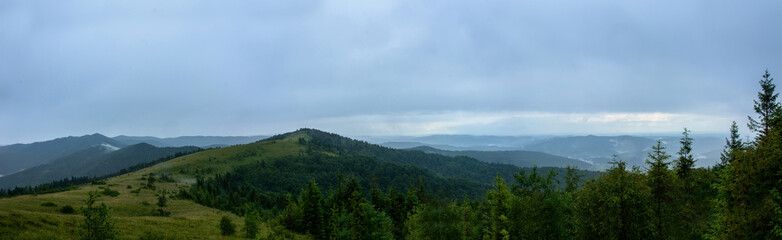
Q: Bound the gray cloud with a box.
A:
[1,0,780,144]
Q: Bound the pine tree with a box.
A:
[483,175,512,240]
[646,140,674,240]
[156,192,169,216]
[719,121,743,167]
[243,210,260,239]
[80,191,117,240]
[748,69,780,140]
[675,128,695,178]
[370,176,387,211]
[301,179,325,239]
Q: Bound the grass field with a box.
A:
[0,134,309,239]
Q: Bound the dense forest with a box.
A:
[183,70,782,239]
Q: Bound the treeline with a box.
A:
[0,149,201,198]
[180,152,494,213]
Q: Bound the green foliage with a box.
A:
[482,175,512,240]
[155,192,170,216]
[574,161,651,240]
[60,205,75,214]
[646,140,676,239]
[676,128,695,178]
[405,202,462,240]
[219,216,235,236]
[300,179,326,239]
[748,69,780,139]
[509,167,569,239]
[40,201,57,207]
[564,166,582,193]
[100,187,119,197]
[718,121,743,168]
[243,210,260,239]
[80,191,117,240]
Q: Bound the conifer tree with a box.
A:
[748,69,780,140]
[646,140,674,240]
[719,121,743,167]
[573,160,651,239]
[80,191,117,240]
[300,179,325,239]
[156,192,168,216]
[675,128,695,178]
[483,175,512,240]
[243,210,260,239]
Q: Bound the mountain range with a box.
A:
[112,135,268,148]
[0,143,200,189]
[372,134,727,169]
[0,133,126,176]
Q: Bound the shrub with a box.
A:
[219,216,236,236]
[101,187,120,197]
[60,205,75,214]
[41,202,57,207]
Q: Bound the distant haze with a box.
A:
[2,0,780,144]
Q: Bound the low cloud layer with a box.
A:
[1,0,780,144]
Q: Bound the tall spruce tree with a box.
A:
[483,175,512,240]
[646,140,674,240]
[300,179,326,239]
[719,121,743,167]
[748,69,780,140]
[676,128,695,178]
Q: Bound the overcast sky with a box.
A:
[1,0,781,144]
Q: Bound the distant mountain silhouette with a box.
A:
[409,146,595,170]
[0,143,199,189]
[112,135,267,148]
[0,133,125,175]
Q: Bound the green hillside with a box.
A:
[0,132,311,239]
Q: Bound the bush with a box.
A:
[41,202,57,207]
[127,185,132,189]
[101,187,120,197]
[219,216,236,236]
[60,205,75,214]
